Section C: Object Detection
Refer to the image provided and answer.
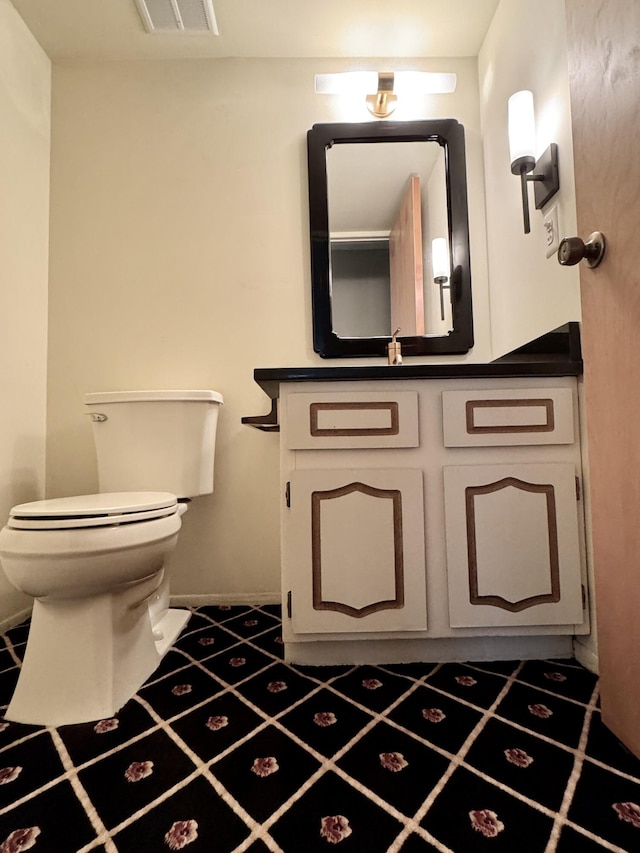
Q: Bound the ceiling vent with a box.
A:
[134,0,219,34]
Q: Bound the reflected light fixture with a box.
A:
[508,90,560,234]
[432,237,451,321]
[315,71,457,119]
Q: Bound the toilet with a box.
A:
[0,389,223,727]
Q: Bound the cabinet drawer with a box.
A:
[285,391,419,449]
[442,388,574,447]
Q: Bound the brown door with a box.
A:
[389,173,425,336]
[566,0,640,758]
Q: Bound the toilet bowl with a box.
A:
[0,390,223,726]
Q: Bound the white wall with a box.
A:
[0,0,51,624]
[478,0,581,358]
[45,56,490,602]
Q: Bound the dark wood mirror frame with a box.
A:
[308,120,474,358]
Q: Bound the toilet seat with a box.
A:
[7,492,178,530]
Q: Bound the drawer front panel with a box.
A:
[286,391,419,449]
[442,388,574,446]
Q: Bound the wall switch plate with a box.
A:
[543,205,560,258]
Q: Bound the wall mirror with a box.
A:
[308,120,473,358]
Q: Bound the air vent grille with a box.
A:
[135,0,218,34]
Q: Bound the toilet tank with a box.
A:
[84,390,223,498]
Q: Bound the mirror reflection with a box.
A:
[307,121,473,359]
[328,141,453,339]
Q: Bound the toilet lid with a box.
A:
[7,492,179,530]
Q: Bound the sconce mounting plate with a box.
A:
[533,143,560,209]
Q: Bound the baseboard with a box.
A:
[170,592,281,608]
[0,607,31,634]
[573,637,599,674]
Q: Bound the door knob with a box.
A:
[557,231,606,268]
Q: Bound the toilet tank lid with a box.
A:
[84,390,223,405]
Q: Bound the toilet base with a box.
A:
[6,581,191,727]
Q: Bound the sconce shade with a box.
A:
[508,89,536,173]
[432,237,450,282]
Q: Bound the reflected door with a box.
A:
[389,174,425,336]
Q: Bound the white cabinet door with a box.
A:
[444,463,584,628]
[284,468,426,634]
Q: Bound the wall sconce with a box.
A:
[315,71,457,119]
[432,237,451,321]
[508,90,560,234]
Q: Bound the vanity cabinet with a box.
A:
[277,376,588,664]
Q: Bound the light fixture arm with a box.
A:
[511,144,559,235]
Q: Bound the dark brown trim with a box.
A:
[309,401,399,437]
[311,482,404,618]
[465,398,555,434]
[465,477,561,612]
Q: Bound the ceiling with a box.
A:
[10,0,500,62]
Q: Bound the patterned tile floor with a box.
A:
[0,605,639,852]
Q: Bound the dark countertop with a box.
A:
[243,324,582,431]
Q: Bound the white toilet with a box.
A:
[0,389,223,727]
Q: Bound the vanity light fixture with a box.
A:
[315,72,457,119]
[508,90,560,234]
[432,237,451,321]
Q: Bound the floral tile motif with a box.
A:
[77,728,197,830]
[568,761,640,850]
[113,774,250,852]
[463,717,575,811]
[270,771,405,853]
[422,767,555,852]
[387,682,484,753]
[170,692,264,763]
[329,665,417,714]
[494,681,588,749]
[211,726,320,823]
[517,659,598,704]
[336,721,450,817]
[424,663,509,710]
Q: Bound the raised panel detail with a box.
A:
[444,463,584,627]
[286,391,418,449]
[285,468,426,634]
[465,478,560,611]
[442,388,574,446]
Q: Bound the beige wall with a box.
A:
[46,56,490,600]
[479,0,581,358]
[0,0,50,623]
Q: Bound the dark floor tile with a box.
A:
[57,700,157,767]
[517,660,597,704]
[424,663,509,710]
[585,711,640,779]
[138,663,226,718]
[232,662,318,717]
[555,825,619,852]
[0,731,65,809]
[0,649,17,674]
[387,682,484,754]
[381,661,440,681]
[217,610,281,641]
[172,624,242,661]
[278,688,374,758]
[2,623,29,647]
[330,665,416,713]
[78,728,196,830]
[0,669,19,709]
[144,648,193,682]
[422,766,555,852]
[246,625,286,659]
[467,659,521,677]
[171,692,265,762]
[257,603,282,619]
[568,761,640,851]
[0,780,98,852]
[494,681,588,749]
[196,604,255,623]
[200,645,275,686]
[270,770,405,852]
[336,720,451,817]
[112,773,251,852]
[212,726,321,823]
[0,719,44,751]
[464,717,576,812]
